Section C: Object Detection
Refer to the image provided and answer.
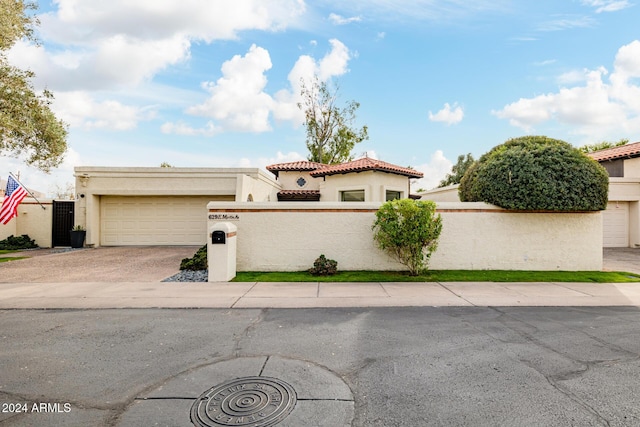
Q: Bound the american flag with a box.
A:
[0,176,29,225]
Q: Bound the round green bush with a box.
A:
[459,136,609,211]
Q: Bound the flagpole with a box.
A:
[8,172,46,210]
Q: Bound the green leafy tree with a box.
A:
[0,0,67,172]
[298,76,368,164]
[372,199,442,276]
[579,138,629,154]
[438,153,475,187]
[459,136,609,211]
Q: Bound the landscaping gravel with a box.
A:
[162,270,208,282]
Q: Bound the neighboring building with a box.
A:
[417,142,640,248]
[74,158,423,247]
[418,184,460,202]
[266,157,423,202]
[589,141,640,248]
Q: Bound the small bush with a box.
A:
[308,255,338,276]
[0,234,38,250]
[372,199,442,276]
[180,245,207,270]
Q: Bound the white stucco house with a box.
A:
[74,158,423,247]
[70,157,602,271]
[266,157,422,202]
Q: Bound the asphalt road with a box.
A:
[1,307,639,426]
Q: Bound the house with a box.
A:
[266,157,423,202]
[588,141,640,248]
[74,167,281,247]
[74,158,422,247]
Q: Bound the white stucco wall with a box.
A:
[276,171,321,191]
[0,199,53,247]
[608,178,640,201]
[207,202,602,272]
[419,184,460,202]
[318,171,410,202]
[623,157,640,177]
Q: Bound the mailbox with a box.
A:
[211,230,226,244]
[208,222,237,282]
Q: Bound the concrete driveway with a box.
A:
[603,247,640,274]
[0,246,200,282]
[1,246,639,284]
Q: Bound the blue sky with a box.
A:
[5,0,640,194]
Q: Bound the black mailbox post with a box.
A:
[211,230,226,244]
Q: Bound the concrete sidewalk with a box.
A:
[1,280,640,309]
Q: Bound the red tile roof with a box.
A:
[588,141,640,161]
[266,161,327,172]
[309,157,423,178]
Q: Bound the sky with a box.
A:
[4,0,640,195]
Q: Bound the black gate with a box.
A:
[52,201,75,247]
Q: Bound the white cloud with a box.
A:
[53,92,155,130]
[38,0,306,44]
[429,103,464,125]
[324,0,510,23]
[412,150,454,191]
[8,0,305,92]
[581,0,633,13]
[244,151,307,170]
[186,45,275,132]
[318,39,351,81]
[494,40,640,139]
[536,16,595,32]
[328,13,362,25]
[180,39,352,134]
[534,59,556,67]
[8,34,191,91]
[160,121,219,137]
[557,69,587,85]
[272,39,351,124]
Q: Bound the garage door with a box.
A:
[603,201,629,248]
[100,196,234,246]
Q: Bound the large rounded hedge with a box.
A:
[459,136,609,211]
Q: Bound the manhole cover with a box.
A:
[190,376,297,427]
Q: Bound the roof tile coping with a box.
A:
[588,141,640,161]
[265,161,328,172]
[309,157,423,178]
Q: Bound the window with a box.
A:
[385,190,402,201]
[296,177,307,187]
[341,190,365,202]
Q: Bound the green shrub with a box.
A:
[459,136,609,211]
[180,245,207,270]
[372,199,442,276]
[0,234,38,250]
[308,255,338,276]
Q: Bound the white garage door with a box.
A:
[603,201,629,248]
[100,196,233,246]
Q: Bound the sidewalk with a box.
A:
[1,280,640,309]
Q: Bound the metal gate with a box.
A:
[52,201,75,247]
